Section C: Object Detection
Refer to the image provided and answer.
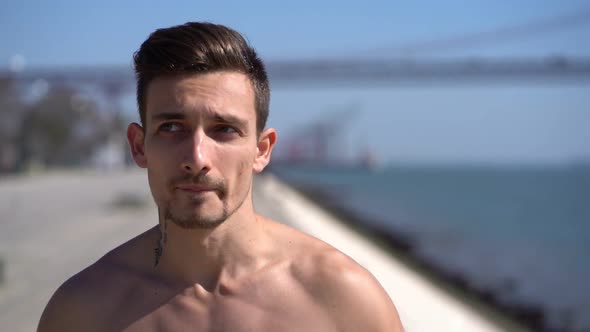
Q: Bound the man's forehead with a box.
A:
[148,72,253,98]
[145,72,256,123]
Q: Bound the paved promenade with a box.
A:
[0,170,156,331]
[0,169,520,331]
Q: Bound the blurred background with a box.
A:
[1,1,589,331]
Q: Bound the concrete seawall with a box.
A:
[254,173,528,332]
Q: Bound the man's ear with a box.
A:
[253,128,277,173]
[127,122,147,168]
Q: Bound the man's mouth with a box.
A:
[175,184,216,193]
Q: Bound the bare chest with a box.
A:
[123,297,326,332]
[108,280,336,332]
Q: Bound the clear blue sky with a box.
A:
[2,0,590,67]
[2,0,590,164]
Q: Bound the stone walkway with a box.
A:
[0,170,156,332]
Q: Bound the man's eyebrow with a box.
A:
[151,111,248,127]
[151,112,186,121]
[212,113,247,127]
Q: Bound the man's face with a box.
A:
[128,71,274,229]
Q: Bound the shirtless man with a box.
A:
[38,22,404,332]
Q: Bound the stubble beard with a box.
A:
[162,175,251,230]
[157,173,228,229]
[164,199,230,229]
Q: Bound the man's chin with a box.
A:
[172,218,226,230]
[165,209,228,230]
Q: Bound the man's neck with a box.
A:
[153,200,272,291]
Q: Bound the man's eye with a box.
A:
[159,123,184,132]
[215,125,238,134]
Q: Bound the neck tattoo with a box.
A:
[154,216,168,268]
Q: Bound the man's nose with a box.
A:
[181,130,212,174]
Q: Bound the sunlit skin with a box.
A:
[37,72,404,332]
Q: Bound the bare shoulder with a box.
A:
[37,261,105,331]
[270,221,404,332]
[37,227,156,332]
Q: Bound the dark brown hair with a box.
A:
[133,22,270,133]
